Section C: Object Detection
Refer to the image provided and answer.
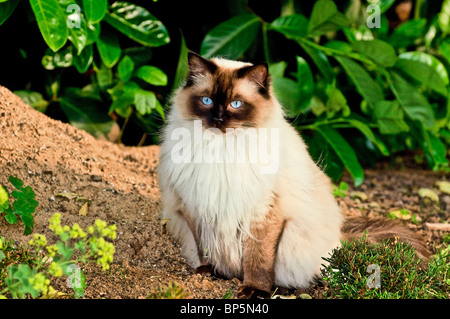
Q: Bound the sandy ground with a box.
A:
[0,86,448,298]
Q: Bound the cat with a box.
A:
[158,52,430,298]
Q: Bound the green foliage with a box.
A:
[2,0,170,142]
[0,213,117,299]
[332,181,348,198]
[321,236,450,299]
[0,176,38,235]
[147,281,190,299]
[198,0,450,185]
[2,1,450,184]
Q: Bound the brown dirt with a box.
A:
[0,86,448,299]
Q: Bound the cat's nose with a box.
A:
[213,117,224,124]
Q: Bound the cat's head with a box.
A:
[173,52,279,132]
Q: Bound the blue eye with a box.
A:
[202,97,213,106]
[230,100,242,109]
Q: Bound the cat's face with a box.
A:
[174,52,276,132]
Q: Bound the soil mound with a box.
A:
[0,86,238,298]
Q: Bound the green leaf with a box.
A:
[172,31,190,91]
[0,185,8,210]
[352,39,397,67]
[396,51,448,96]
[82,0,107,24]
[419,125,448,170]
[73,44,93,73]
[390,71,435,129]
[96,30,121,68]
[118,55,135,82]
[6,264,40,298]
[63,0,88,55]
[269,14,309,39]
[200,14,261,59]
[60,89,114,138]
[316,126,364,186]
[8,177,38,235]
[308,0,350,36]
[373,100,410,135]
[134,90,158,115]
[0,0,20,26]
[95,64,113,89]
[5,207,18,224]
[335,56,384,109]
[85,22,100,45]
[299,42,334,83]
[296,56,314,107]
[271,76,301,116]
[104,1,170,47]
[29,0,69,52]
[439,0,450,35]
[135,65,167,86]
[389,19,427,49]
[368,0,395,13]
[343,118,390,156]
[14,90,49,112]
[9,176,24,190]
[325,85,350,117]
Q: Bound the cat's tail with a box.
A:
[341,217,431,263]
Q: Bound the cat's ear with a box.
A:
[238,63,270,94]
[186,52,217,85]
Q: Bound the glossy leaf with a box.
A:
[134,90,158,115]
[82,0,107,24]
[272,76,301,116]
[200,14,261,59]
[0,0,20,26]
[439,0,450,35]
[390,71,435,129]
[73,44,93,73]
[296,56,314,111]
[316,126,364,186]
[62,0,88,54]
[299,42,334,83]
[308,0,350,36]
[104,1,170,47]
[373,100,410,135]
[118,55,135,82]
[29,0,69,52]
[60,89,114,138]
[396,51,448,95]
[389,19,427,49]
[172,31,190,90]
[335,56,384,109]
[269,14,308,39]
[135,65,167,86]
[97,30,121,68]
[344,118,390,156]
[352,39,397,67]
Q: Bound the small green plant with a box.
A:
[0,213,117,299]
[147,281,190,299]
[332,181,348,198]
[0,176,38,235]
[321,235,449,299]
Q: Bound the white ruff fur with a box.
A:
[158,60,343,288]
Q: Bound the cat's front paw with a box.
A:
[237,285,271,299]
[196,264,214,276]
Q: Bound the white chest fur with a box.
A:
[159,118,279,276]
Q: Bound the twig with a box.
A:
[425,223,450,231]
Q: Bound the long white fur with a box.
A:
[158,58,343,288]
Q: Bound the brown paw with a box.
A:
[237,285,271,299]
[196,264,214,276]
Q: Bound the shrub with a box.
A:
[321,235,450,299]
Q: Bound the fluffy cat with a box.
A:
[158,52,430,298]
